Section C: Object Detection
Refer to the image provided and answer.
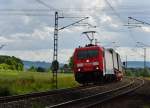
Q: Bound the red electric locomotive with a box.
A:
[73,44,123,84]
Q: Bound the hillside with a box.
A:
[23,61,64,69]
[23,60,150,70]
[127,61,150,68]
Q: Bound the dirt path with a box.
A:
[100,79,150,108]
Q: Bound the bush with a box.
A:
[28,66,46,72]
[36,67,46,72]
[0,86,12,96]
[28,66,37,72]
[0,63,11,70]
[0,55,24,71]
[125,68,150,77]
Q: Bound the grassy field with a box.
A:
[0,70,79,96]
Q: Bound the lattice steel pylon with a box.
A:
[51,12,89,89]
[52,12,59,89]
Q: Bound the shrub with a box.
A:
[125,68,150,77]
[0,86,12,96]
[0,55,24,71]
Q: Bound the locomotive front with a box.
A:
[73,45,104,84]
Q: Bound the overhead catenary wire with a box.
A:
[0,2,148,39]
[35,0,63,14]
[128,17,150,26]
[35,0,56,11]
[58,17,89,31]
[128,29,138,44]
[1,8,150,14]
[104,0,125,23]
[1,5,150,17]
[103,0,136,50]
[0,11,81,18]
[0,44,6,50]
[0,13,54,16]
[0,9,50,12]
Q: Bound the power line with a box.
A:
[0,44,6,50]
[0,13,54,16]
[0,8,54,16]
[35,0,60,12]
[1,8,150,14]
[0,12,87,18]
[58,17,89,30]
[128,17,150,26]
[35,0,54,10]
[128,29,137,44]
[0,9,50,12]
[104,0,125,23]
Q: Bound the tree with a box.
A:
[28,66,36,72]
[68,56,74,69]
[0,63,11,70]
[36,67,46,72]
[63,64,69,69]
[0,55,24,71]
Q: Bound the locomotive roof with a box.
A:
[76,44,103,50]
[75,45,118,55]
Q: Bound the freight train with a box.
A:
[72,44,123,84]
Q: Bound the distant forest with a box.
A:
[0,55,24,71]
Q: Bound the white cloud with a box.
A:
[141,26,150,33]
[88,16,97,26]
[0,36,14,43]
[100,14,112,23]
[0,0,150,62]
[1,47,150,63]
[59,49,74,63]
[82,0,105,10]
[0,49,51,62]
[22,16,31,25]
[116,47,150,61]
[0,49,74,63]
[6,26,53,41]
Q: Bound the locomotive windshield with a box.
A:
[77,50,99,59]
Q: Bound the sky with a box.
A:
[0,0,150,63]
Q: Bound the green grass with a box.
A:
[125,68,150,77]
[0,70,78,96]
[143,105,150,108]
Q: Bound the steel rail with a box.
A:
[0,84,104,104]
[0,77,132,108]
[0,85,84,103]
[47,78,136,108]
[84,78,144,108]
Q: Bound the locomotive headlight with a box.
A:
[78,68,81,71]
[93,62,99,66]
[96,67,99,70]
[77,63,83,67]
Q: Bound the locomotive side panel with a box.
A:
[117,54,122,72]
[104,49,114,75]
[112,50,119,70]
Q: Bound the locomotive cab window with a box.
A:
[77,50,99,59]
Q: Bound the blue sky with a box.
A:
[0,0,150,63]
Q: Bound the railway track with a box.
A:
[0,78,136,108]
[0,82,121,107]
[0,84,99,104]
[47,78,144,108]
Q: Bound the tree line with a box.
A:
[0,55,24,71]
